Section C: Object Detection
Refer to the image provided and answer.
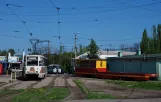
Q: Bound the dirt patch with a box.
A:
[81,79,161,99]
[33,77,53,88]
[69,87,86,100]
[66,78,86,100]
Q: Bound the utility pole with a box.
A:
[48,40,50,56]
[47,40,50,65]
[73,32,79,72]
[74,33,78,59]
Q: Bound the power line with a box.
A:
[78,37,141,42]
[1,15,160,25]
[6,4,32,36]
[112,0,161,15]
[6,4,23,22]
[6,1,159,10]
[2,2,161,17]
[6,4,23,7]
[152,0,161,3]
[97,38,141,42]
[48,0,62,46]
[0,33,28,39]
[48,0,57,8]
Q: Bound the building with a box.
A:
[76,50,136,59]
[0,53,19,63]
[107,52,161,80]
[0,53,21,74]
[0,56,6,62]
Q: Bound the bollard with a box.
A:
[14,72,16,80]
[11,72,12,82]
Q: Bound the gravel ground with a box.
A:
[0,81,21,90]
[66,77,86,100]
[54,76,66,87]
[81,79,161,99]
[11,81,37,89]
[33,77,53,88]
[67,78,76,87]
[65,98,161,102]
[0,75,12,83]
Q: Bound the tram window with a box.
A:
[79,60,89,67]
[89,60,96,68]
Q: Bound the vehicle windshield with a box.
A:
[27,60,38,66]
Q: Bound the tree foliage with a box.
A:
[0,49,15,56]
[78,44,88,55]
[8,49,15,56]
[0,50,7,56]
[87,39,99,59]
[46,52,74,73]
[140,29,149,53]
[140,24,161,54]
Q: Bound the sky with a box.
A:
[0,0,161,53]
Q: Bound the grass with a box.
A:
[0,89,24,96]
[87,93,115,99]
[106,80,161,90]
[12,88,69,102]
[74,79,115,99]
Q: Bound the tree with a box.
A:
[157,24,161,51]
[8,49,15,56]
[79,44,88,55]
[0,50,7,56]
[152,25,157,53]
[149,38,155,54]
[87,39,99,59]
[156,39,160,53]
[79,44,83,54]
[140,29,149,54]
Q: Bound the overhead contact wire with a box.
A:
[6,4,32,36]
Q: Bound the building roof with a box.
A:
[108,54,161,60]
[76,50,136,59]
[98,50,136,56]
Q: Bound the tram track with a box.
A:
[0,74,75,101]
[35,74,73,101]
[0,75,58,101]
[63,74,73,101]
[34,74,58,101]
[0,79,40,101]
